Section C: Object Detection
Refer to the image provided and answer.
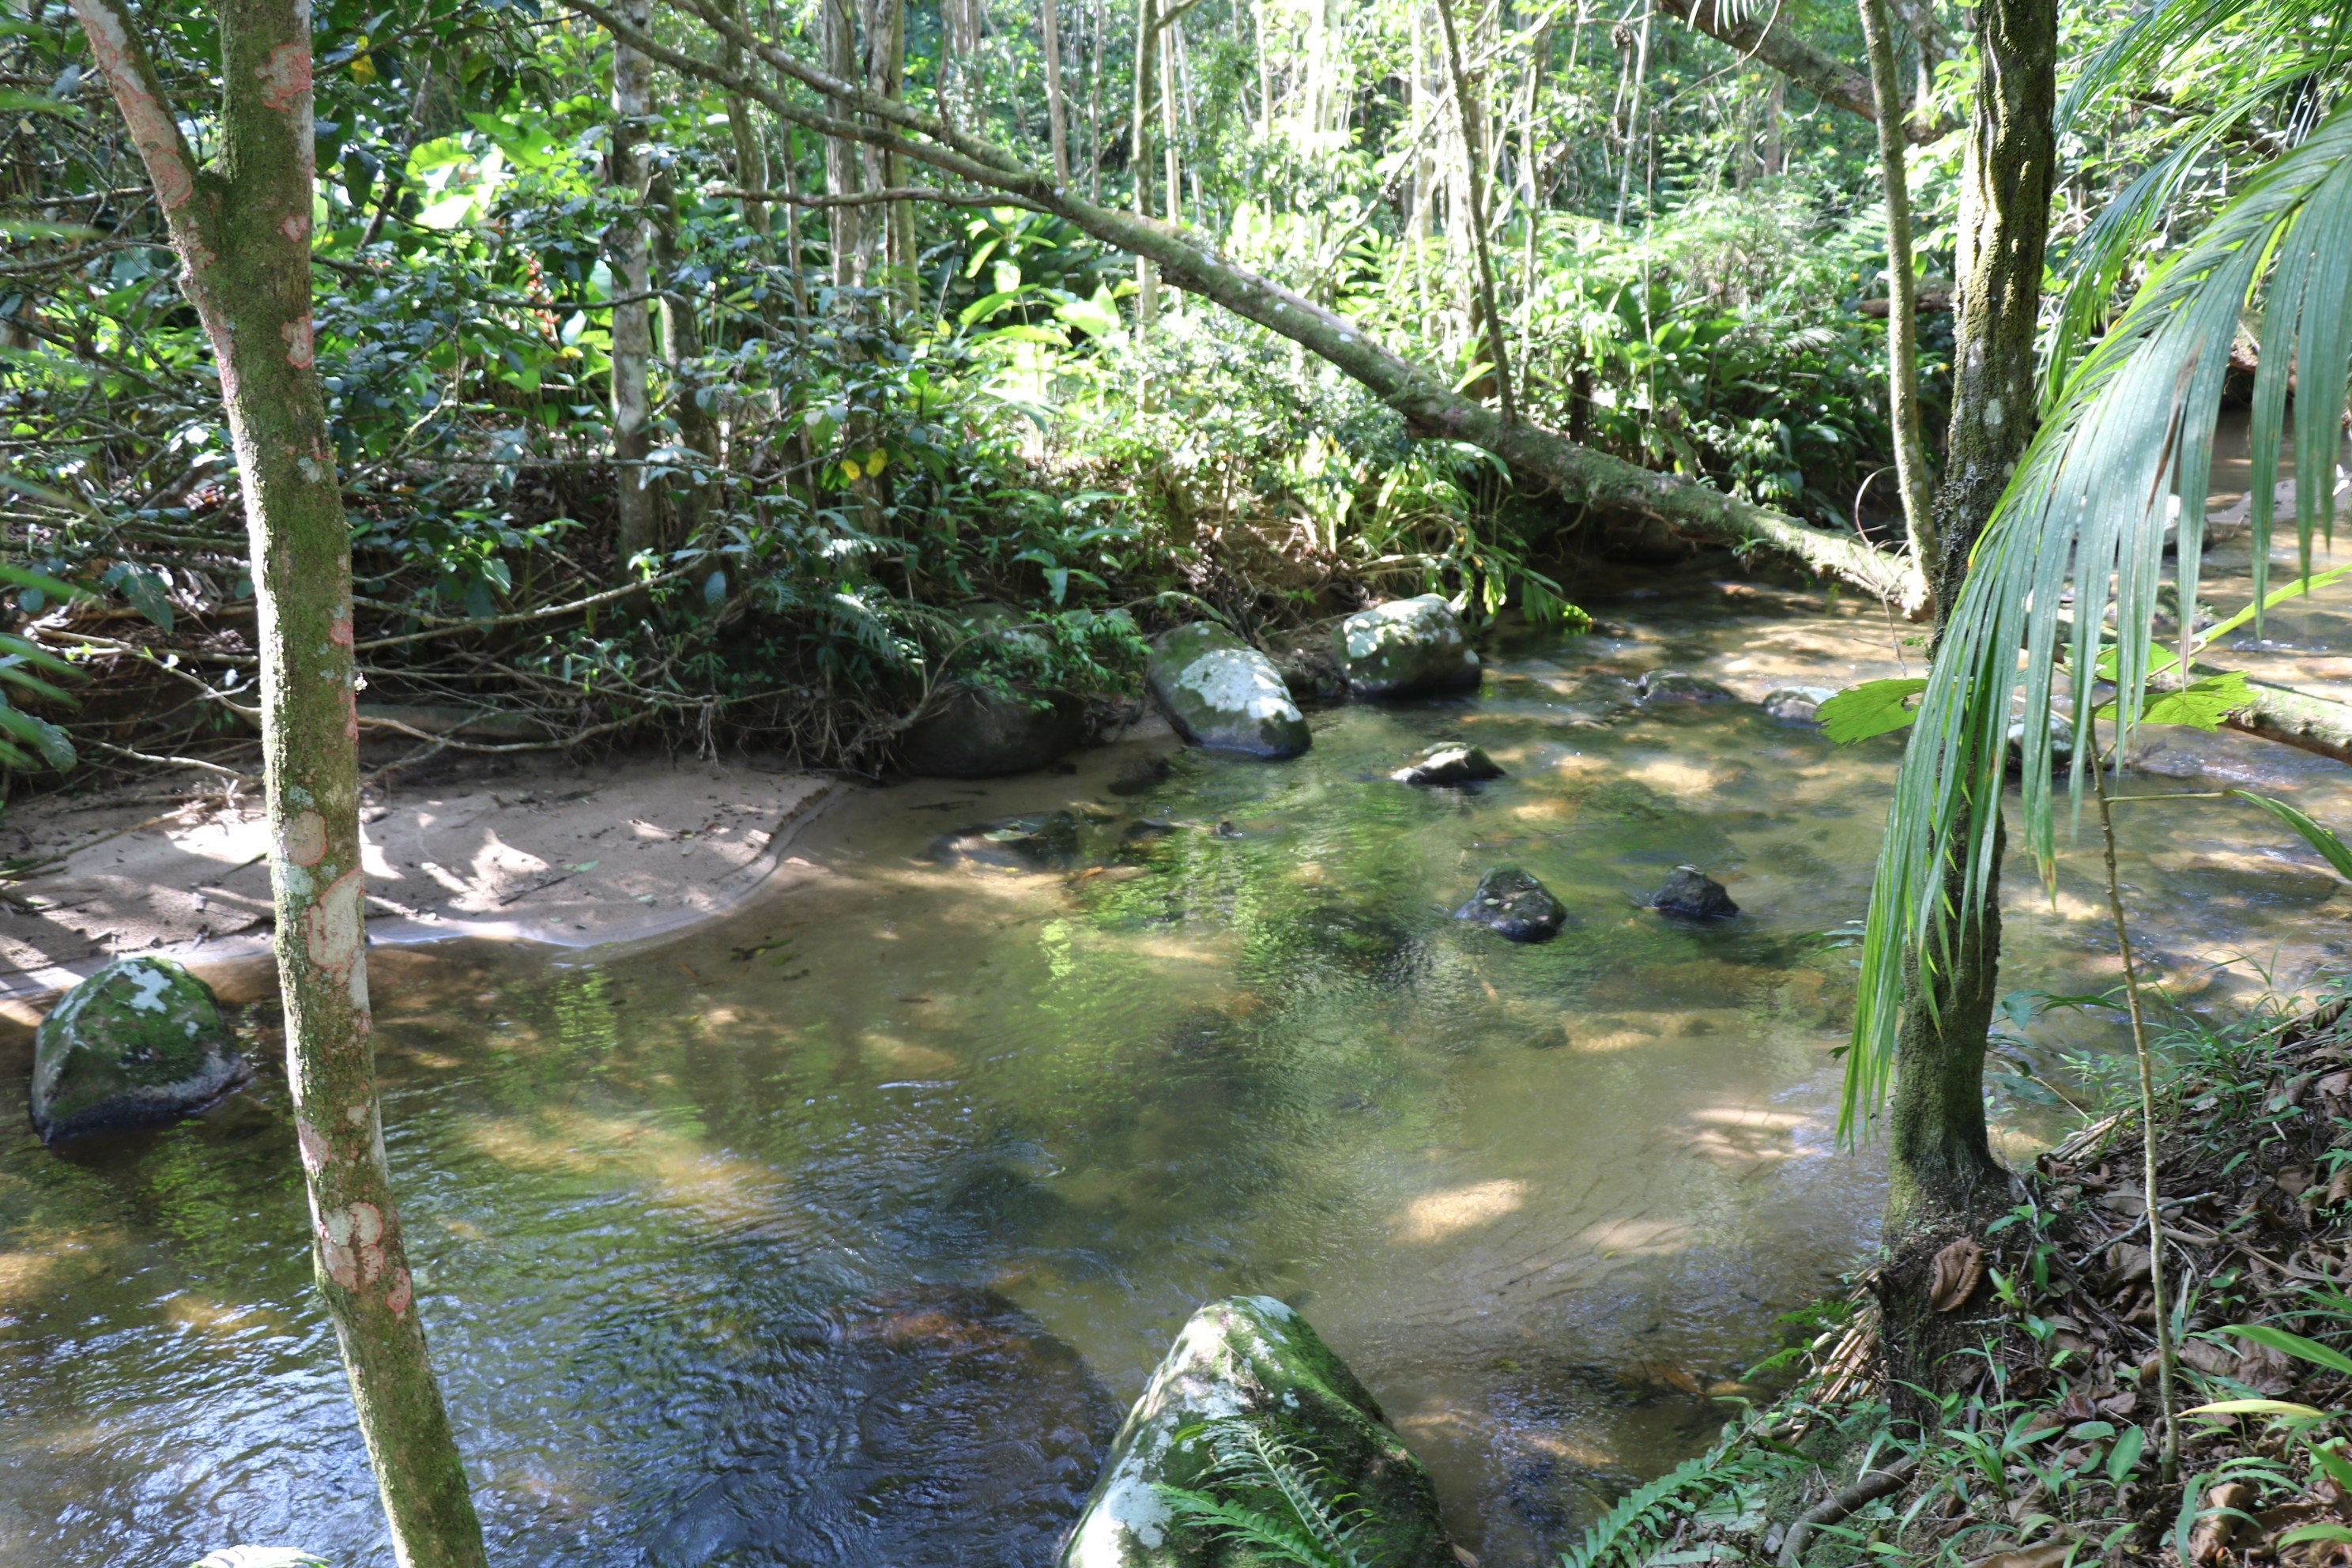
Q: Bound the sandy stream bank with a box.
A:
[0,756,843,1026]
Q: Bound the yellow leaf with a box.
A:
[864,447,888,477]
[2184,1399,2330,1419]
[839,460,862,484]
[349,37,376,81]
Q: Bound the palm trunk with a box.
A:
[1878,0,2057,1419]
[1856,0,1938,576]
[67,1,486,1559]
[609,0,659,565]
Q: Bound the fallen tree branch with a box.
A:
[1657,0,1955,140]
[1777,1453,1920,1566]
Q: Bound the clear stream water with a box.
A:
[9,545,2352,1568]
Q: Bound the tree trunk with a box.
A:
[1043,0,1069,183]
[1614,1,1653,224]
[1877,0,2056,1421]
[1435,0,1513,424]
[67,2,487,1559]
[866,0,914,312]
[820,0,865,292]
[1653,0,1952,139]
[1856,0,1937,576]
[609,0,659,566]
[651,168,719,540]
[1090,0,1109,198]
[1132,0,1159,331]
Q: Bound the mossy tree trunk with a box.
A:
[1878,0,2056,1417]
[66,1,488,1559]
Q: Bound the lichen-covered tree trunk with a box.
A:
[1131,0,1160,331]
[1042,0,1070,183]
[819,0,866,291]
[1878,0,2056,1418]
[67,1,487,1559]
[608,0,660,565]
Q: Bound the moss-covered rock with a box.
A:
[1058,1296,1455,1568]
[1452,865,1566,943]
[31,957,247,1141]
[1147,625,1311,760]
[1333,596,1480,699]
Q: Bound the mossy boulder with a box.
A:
[1057,1296,1456,1568]
[1333,596,1480,699]
[1148,625,1310,760]
[31,957,247,1141]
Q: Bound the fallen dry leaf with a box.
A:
[2191,1482,2257,1566]
[1931,1238,1988,1314]
[1964,1542,2078,1568]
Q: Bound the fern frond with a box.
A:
[1220,1423,1372,1568]
[1158,1487,1343,1568]
[1560,1453,1714,1568]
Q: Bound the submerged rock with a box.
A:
[1333,595,1481,699]
[1760,685,1838,726]
[1391,744,1503,787]
[1108,752,1176,796]
[1057,1295,1456,1568]
[1650,865,1739,920]
[925,812,1085,870]
[898,683,1085,778]
[1638,670,1735,704]
[1147,625,1311,760]
[651,1285,1119,1568]
[1453,867,1566,944]
[31,956,247,1141]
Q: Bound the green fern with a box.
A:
[1559,1453,1716,1568]
[1152,1415,1374,1568]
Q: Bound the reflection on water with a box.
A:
[7,557,2352,1566]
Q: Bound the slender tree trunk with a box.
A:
[1856,0,1938,575]
[1161,13,1182,225]
[1132,0,1159,331]
[1043,0,1069,182]
[1090,0,1108,197]
[1615,0,1652,224]
[1253,0,1273,135]
[1518,23,1547,380]
[1435,0,1514,424]
[651,168,718,540]
[609,0,659,565]
[67,2,486,1559]
[1878,0,2056,1420]
[867,0,914,313]
[719,0,772,242]
[820,0,865,292]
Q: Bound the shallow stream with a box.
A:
[9,557,2352,1566]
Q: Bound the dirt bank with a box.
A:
[0,755,841,1020]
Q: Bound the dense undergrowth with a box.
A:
[1563,982,2352,1568]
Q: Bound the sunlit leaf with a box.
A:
[2183,1399,2329,1419]
[2225,1323,2352,1378]
[2226,793,2352,883]
[2098,671,2252,732]
[1818,678,1928,744]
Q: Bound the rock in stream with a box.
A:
[1650,865,1739,920]
[1057,1295,1457,1568]
[1453,867,1566,943]
[1147,625,1312,760]
[1391,744,1502,786]
[1334,595,1481,699]
[31,956,248,1142]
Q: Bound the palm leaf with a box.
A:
[1841,100,2352,1139]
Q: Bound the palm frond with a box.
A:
[2056,0,2252,131]
[1841,99,2352,1138]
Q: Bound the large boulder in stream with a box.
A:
[1453,866,1566,943]
[1147,625,1311,760]
[898,683,1085,778]
[1057,1295,1456,1568]
[31,956,247,1141]
[1333,595,1481,699]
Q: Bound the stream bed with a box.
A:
[7,560,2352,1566]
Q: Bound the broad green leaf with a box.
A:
[2105,1423,2146,1485]
[0,705,74,770]
[2226,1322,2352,1378]
[0,564,89,605]
[1055,296,1119,337]
[2097,671,2252,731]
[2227,793,2352,883]
[1818,678,1928,744]
[2312,1441,2352,1493]
[2182,1399,2329,1419]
